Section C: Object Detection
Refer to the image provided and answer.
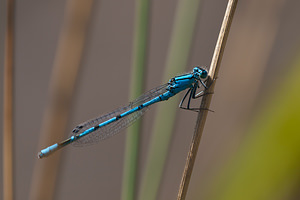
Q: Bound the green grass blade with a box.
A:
[121,0,150,200]
[138,0,202,200]
[205,55,300,200]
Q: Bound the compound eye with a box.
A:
[200,70,208,79]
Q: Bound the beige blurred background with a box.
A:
[1,0,300,199]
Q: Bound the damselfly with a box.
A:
[38,67,208,158]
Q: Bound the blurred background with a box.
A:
[1,0,300,200]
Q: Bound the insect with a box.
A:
[38,66,208,158]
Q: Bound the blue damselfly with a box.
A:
[38,67,208,158]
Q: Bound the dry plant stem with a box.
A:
[3,0,14,200]
[29,1,93,200]
[177,0,238,199]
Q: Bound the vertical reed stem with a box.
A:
[138,1,202,199]
[177,0,238,199]
[29,1,93,200]
[122,0,150,199]
[3,0,15,200]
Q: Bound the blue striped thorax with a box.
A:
[166,67,207,95]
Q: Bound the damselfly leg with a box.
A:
[179,82,203,111]
[179,79,214,112]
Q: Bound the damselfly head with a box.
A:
[193,66,208,79]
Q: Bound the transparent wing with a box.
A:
[71,83,169,146]
[130,83,168,107]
